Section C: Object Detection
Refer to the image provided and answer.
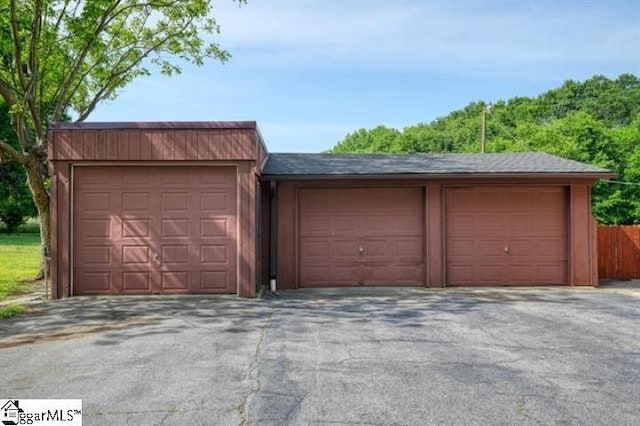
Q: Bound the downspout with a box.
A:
[269,180,278,293]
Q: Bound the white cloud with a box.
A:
[211,0,640,74]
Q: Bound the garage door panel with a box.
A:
[446,265,474,284]
[474,191,501,209]
[508,239,566,259]
[74,166,237,295]
[122,168,154,185]
[161,218,189,237]
[77,171,111,187]
[300,266,330,285]
[396,239,423,258]
[161,245,189,265]
[200,218,228,237]
[299,215,330,236]
[298,188,424,287]
[362,240,388,257]
[533,240,567,258]
[160,168,189,185]
[162,192,190,211]
[333,215,360,234]
[362,264,424,285]
[446,187,567,286]
[80,218,111,238]
[448,239,505,259]
[394,215,423,233]
[200,245,229,264]
[122,271,151,291]
[532,215,566,234]
[532,190,565,207]
[331,265,360,285]
[333,240,359,259]
[447,239,475,257]
[79,272,112,292]
[122,219,150,238]
[201,192,229,211]
[161,271,189,291]
[121,245,150,265]
[82,246,112,266]
[477,265,504,283]
[200,271,229,290]
[78,192,111,211]
[300,240,330,259]
[537,264,565,283]
[509,264,533,283]
[299,191,329,212]
[122,192,149,211]
[505,215,533,235]
[447,215,475,235]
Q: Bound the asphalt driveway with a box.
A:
[0,287,638,425]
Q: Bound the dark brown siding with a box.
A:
[49,129,260,161]
[260,182,271,286]
[426,183,444,287]
[276,184,296,289]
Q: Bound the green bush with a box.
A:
[0,164,37,234]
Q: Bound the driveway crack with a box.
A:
[237,303,277,426]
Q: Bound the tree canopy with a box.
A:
[0,0,238,275]
[330,74,640,225]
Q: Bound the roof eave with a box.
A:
[48,121,258,130]
[260,172,617,181]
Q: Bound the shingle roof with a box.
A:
[261,152,613,177]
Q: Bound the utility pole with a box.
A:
[481,103,492,153]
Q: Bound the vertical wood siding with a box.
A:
[598,226,640,280]
[50,129,260,161]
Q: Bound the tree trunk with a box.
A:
[24,154,50,280]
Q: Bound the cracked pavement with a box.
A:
[1,287,639,425]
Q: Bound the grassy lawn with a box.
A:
[0,233,41,318]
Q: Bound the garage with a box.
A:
[445,187,568,286]
[262,152,612,291]
[298,187,424,287]
[49,125,613,298]
[48,121,267,298]
[73,166,237,295]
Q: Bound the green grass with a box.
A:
[0,304,26,318]
[0,233,41,300]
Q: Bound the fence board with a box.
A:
[598,226,640,280]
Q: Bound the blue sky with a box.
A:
[90,0,640,153]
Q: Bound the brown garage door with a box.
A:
[445,187,567,285]
[73,166,237,295]
[298,188,424,287]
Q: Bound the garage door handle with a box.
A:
[154,253,161,263]
[504,246,510,254]
[359,247,364,255]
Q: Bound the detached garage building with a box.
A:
[48,122,613,298]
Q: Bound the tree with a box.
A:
[0,1,240,276]
[0,162,37,233]
[0,101,37,233]
[330,74,640,224]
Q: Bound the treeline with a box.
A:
[330,74,640,224]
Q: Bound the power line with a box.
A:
[601,180,640,187]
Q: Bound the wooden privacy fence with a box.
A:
[598,226,640,280]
